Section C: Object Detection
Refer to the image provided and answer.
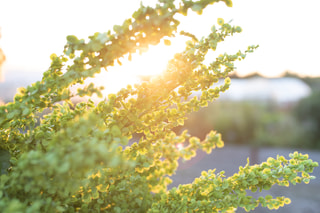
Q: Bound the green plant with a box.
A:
[205,101,261,145]
[294,91,320,149]
[254,107,305,148]
[0,0,317,212]
[184,101,307,148]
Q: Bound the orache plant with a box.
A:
[0,0,318,212]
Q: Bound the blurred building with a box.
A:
[193,77,311,107]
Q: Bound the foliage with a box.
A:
[181,101,306,148]
[0,0,318,212]
[294,91,320,149]
[281,71,320,92]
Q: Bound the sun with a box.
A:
[176,143,184,151]
[121,37,187,77]
[130,39,185,75]
[95,37,187,96]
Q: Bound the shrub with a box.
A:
[182,101,306,148]
[294,91,320,149]
[0,0,317,212]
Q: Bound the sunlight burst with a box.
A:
[176,143,184,151]
[97,37,187,96]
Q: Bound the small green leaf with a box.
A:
[191,4,202,12]
[114,207,121,213]
[22,108,30,116]
[217,18,224,26]
[111,125,122,137]
[135,198,142,206]
[66,35,78,44]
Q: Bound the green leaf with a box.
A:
[217,18,224,26]
[114,207,122,213]
[113,25,123,34]
[22,107,30,116]
[135,198,142,207]
[120,136,128,146]
[111,125,122,137]
[191,4,202,13]
[66,35,78,44]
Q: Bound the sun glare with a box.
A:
[123,37,187,76]
[176,143,184,151]
[95,37,187,96]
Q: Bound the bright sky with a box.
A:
[0,0,320,93]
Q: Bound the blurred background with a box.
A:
[1,0,320,212]
[169,72,320,212]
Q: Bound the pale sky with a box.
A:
[0,0,319,90]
